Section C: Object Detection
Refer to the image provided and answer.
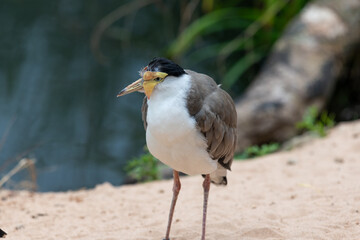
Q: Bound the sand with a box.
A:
[1,121,360,240]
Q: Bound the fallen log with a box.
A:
[235,0,360,151]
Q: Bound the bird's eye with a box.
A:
[155,77,161,81]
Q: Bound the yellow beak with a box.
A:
[117,78,143,97]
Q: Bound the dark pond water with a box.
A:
[0,0,188,191]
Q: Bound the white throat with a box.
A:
[147,74,192,143]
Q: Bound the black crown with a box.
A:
[147,57,186,77]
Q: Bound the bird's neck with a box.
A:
[150,74,191,102]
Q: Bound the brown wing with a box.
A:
[141,96,148,130]
[185,70,237,170]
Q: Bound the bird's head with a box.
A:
[117,57,186,99]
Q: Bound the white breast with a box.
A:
[145,74,217,175]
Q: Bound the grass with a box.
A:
[296,106,335,137]
[234,106,335,160]
[124,147,161,182]
[235,143,280,159]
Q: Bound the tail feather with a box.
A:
[202,163,228,185]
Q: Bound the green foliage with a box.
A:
[296,106,335,137]
[236,143,280,159]
[168,0,310,92]
[124,148,160,182]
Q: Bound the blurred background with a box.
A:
[0,0,359,191]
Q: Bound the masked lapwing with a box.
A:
[118,57,237,240]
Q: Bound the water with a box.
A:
[0,0,181,191]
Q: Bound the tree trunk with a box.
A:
[235,0,360,151]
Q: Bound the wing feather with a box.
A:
[185,70,237,170]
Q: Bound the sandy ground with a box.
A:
[1,121,360,240]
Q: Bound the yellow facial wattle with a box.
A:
[142,71,168,99]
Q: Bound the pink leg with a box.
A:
[201,174,211,240]
[164,170,181,240]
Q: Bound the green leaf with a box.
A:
[124,148,161,182]
[222,51,263,89]
[296,106,335,137]
[235,143,280,159]
[168,8,262,57]
[188,43,225,62]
